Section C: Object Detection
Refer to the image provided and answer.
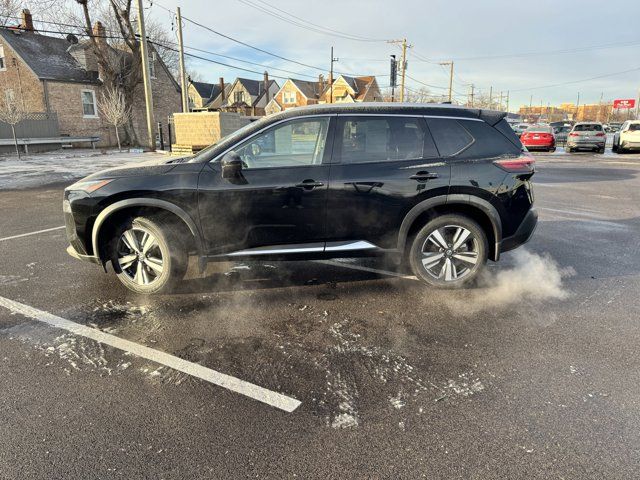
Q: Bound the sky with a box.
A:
[146,0,640,111]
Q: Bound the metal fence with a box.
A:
[0,112,59,139]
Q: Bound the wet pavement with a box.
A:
[1,151,640,478]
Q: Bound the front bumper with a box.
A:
[500,208,538,253]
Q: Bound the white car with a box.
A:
[613,120,640,153]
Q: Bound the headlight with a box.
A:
[66,179,114,193]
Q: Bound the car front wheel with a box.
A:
[109,216,187,294]
[408,215,488,289]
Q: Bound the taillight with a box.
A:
[569,132,579,137]
[494,153,535,172]
[595,132,606,137]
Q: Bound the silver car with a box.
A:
[566,122,606,153]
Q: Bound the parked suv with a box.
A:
[612,120,640,153]
[64,103,537,294]
[566,122,606,153]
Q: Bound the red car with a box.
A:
[520,125,556,152]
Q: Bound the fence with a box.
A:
[0,112,59,139]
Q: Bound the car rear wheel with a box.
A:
[109,216,187,294]
[408,215,488,289]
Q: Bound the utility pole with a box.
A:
[176,7,189,113]
[388,39,411,102]
[136,0,155,151]
[489,86,493,109]
[329,47,338,104]
[469,84,475,107]
[439,61,454,103]
[506,90,510,113]
[529,94,533,109]
[498,91,504,111]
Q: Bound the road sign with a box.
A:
[613,99,636,109]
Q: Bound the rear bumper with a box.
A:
[66,244,100,264]
[567,140,605,149]
[500,208,538,253]
[621,141,640,150]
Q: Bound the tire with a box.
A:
[598,146,605,154]
[566,147,573,153]
[549,147,556,152]
[408,214,488,289]
[612,143,618,153]
[109,216,188,294]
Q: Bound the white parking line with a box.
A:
[0,295,301,413]
[0,226,65,242]
[316,260,418,280]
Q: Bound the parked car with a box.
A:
[606,122,623,133]
[64,103,537,293]
[566,122,606,153]
[552,125,571,145]
[520,125,556,152]
[612,120,640,153]
[512,123,530,137]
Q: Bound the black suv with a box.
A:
[64,103,537,294]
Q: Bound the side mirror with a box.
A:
[221,151,243,179]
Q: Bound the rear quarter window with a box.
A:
[460,121,522,158]
[425,118,474,157]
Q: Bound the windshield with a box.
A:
[526,126,552,133]
[628,124,640,131]
[574,124,602,132]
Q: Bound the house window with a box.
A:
[283,90,296,104]
[0,45,6,71]
[81,90,98,118]
[234,90,245,104]
[149,52,156,79]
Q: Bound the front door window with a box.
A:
[235,117,330,169]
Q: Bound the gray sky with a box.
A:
[149,0,640,110]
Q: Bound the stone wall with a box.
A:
[173,112,251,148]
[0,38,45,111]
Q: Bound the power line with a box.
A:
[510,66,640,92]
[235,0,387,42]
[424,39,640,62]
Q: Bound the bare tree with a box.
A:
[0,0,21,26]
[0,94,27,159]
[98,87,131,150]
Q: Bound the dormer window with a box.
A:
[234,91,244,104]
[0,45,6,71]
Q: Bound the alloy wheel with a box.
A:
[117,226,164,286]
[420,225,479,282]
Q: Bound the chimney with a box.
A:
[92,21,106,43]
[263,71,270,104]
[21,9,34,31]
[219,77,225,101]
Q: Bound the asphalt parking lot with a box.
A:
[1,150,640,479]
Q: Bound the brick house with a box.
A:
[319,74,382,103]
[265,77,325,115]
[0,10,181,148]
[188,78,230,111]
[220,74,279,116]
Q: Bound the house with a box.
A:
[188,78,229,111]
[0,9,181,148]
[220,73,279,116]
[265,76,325,115]
[319,74,382,104]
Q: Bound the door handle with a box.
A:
[410,171,439,181]
[295,179,325,190]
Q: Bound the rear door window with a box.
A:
[425,118,474,157]
[336,116,438,163]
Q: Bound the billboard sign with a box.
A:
[613,99,636,109]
